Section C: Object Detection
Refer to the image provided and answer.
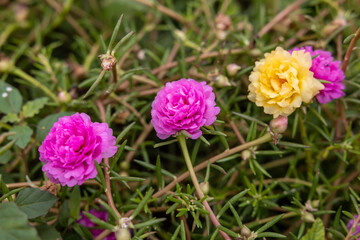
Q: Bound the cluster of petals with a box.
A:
[151,78,220,139]
[291,46,345,104]
[77,209,116,240]
[248,47,324,118]
[39,113,117,187]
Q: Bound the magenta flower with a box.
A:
[291,46,345,104]
[151,78,220,139]
[347,215,360,239]
[77,209,116,240]
[39,113,117,187]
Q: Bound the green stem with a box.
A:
[298,113,312,171]
[153,133,272,199]
[177,134,231,240]
[12,68,60,104]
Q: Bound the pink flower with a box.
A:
[78,209,116,240]
[347,215,360,239]
[39,113,117,187]
[291,46,345,104]
[151,78,220,139]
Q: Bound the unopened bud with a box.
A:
[58,91,71,103]
[120,161,130,171]
[120,171,129,177]
[226,64,241,77]
[214,75,231,87]
[215,14,232,31]
[199,181,209,195]
[270,116,288,134]
[322,15,347,36]
[240,225,251,237]
[174,30,186,41]
[215,30,228,40]
[311,200,320,209]
[115,228,131,240]
[98,54,117,71]
[0,57,12,73]
[241,150,252,161]
[302,211,315,223]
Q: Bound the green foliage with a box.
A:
[22,97,48,118]
[0,82,22,114]
[0,202,39,240]
[8,125,33,149]
[300,219,325,240]
[15,188,58,219]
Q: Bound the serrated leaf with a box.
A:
[15,188,58,219]
[0,202,39,240]
[36,112,75,142]
[8,125,33,149]
[0,82,22,114]
[22,97,48,118]
[1,113,20,123]
[300,218,325,240]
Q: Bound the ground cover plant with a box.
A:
[0,0,360,239]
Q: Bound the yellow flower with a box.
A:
[248,47,324,118]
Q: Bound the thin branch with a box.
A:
[95,100,122,220]
[341,27,360,72]
[132,0,198,32]
[151,48,245,75]
[153,133,272,199]
[124,124,154,165]
[257,0,306,38]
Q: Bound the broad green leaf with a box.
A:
[36,112,75,142]
[1,113,20,123]
[35,224,61,240]
[300,218,325,240]
[0,150,12,164]
[8,125,33,149]
[0,202,39,240]
[22,97,48,118]
[0,82,22,114]
[15,188,58,219]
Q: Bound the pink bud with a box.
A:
[270,116,288,134]
[58,91,71,103]
[226,64,241,77]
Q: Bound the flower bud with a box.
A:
[58,91,71,103]
[0,56,12,73]
[226,64,241,77]
[241,150,252,161]
[215,14,232,31]
[270,116,288,134]
[240,225,251,237]
[115,228,131,240]
[302,211,315,223]
[98,54,117,71]
[199,181,209,195]
[120,161,130,171]
[322,15,347,36]
[311,200,320,208]
[174,30,186,41]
